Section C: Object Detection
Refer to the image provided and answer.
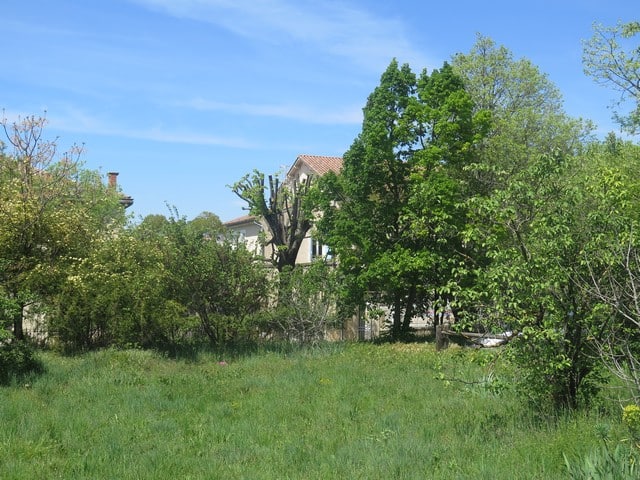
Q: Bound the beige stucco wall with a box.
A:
[226,218,320,265]
[226,219,264,256]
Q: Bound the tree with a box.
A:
[0,114,125,342]
[583,21,640,134]
[453,37,601,409]
[315,60,417,338]
[468,149,605,408]
[406,62,490,328]
[316,60,487,338]
[231,170,314,272]
[452,34,589,195]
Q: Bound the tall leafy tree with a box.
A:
[316,60,487,338]
[453,34,588,195]
[406,63,490,325]
[453,37,600,408]
[316,60,417,337]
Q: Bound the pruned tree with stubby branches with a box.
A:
[231,169,313,272]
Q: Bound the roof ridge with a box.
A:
[292,154,343,176]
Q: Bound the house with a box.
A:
[223,214,265,256]
[224,154,342,265]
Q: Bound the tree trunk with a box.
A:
[401,287,416,334]
[391,296,403,338]
[197,309,218,345]
[435,324,449,351]
[13,301,25,341]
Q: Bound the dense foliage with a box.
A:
[451,36,601,408]
[313,28,640,410]
[314,60,489,338]
[52,210,271,351]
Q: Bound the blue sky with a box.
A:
[1,0,637,222]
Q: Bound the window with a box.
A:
[310,238,322,260]
[310,238,332,260]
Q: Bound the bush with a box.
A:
[266,262,341,344]
[0,335,43,385]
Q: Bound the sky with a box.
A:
[1,0,637,223]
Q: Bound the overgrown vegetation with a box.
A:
[0,344,629,479]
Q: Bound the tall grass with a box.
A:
[0,343,626,479]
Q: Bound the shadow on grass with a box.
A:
[156,338,348,363]
[372,327,482,349]
[373,330,434,344]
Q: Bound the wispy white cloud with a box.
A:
[41,108,257,148]
[180,98,362,125]
[129,0,431,71]
[2,104,352,153]
[124,128,255,148]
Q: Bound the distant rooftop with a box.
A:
[292,154,343,176]
[224,214,257,227]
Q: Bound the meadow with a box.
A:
[0,342,629,479]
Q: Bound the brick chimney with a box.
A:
[108,172,119,188]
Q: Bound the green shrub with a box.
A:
[265,261,341,344]
[0,336,43,385]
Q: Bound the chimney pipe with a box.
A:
[108,172,119,188]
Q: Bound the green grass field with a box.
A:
[0,342,628,479]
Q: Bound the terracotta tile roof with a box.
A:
[224,214,257,227]
[295,154,343,176]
